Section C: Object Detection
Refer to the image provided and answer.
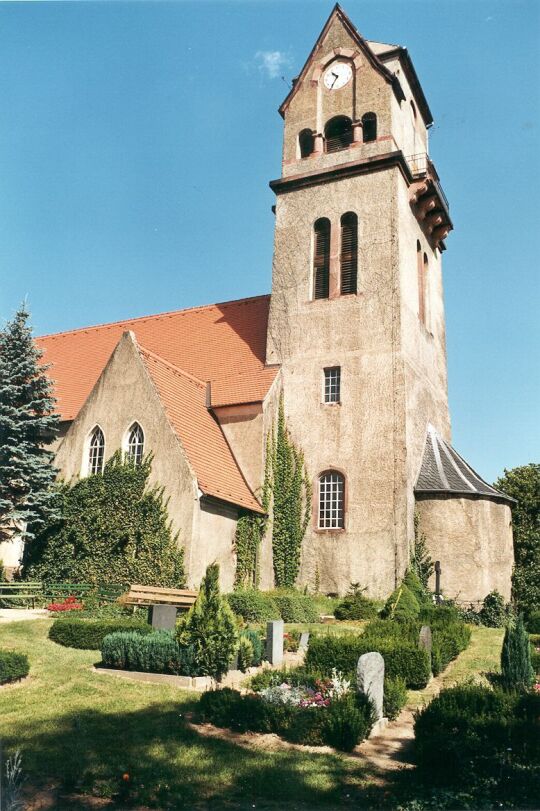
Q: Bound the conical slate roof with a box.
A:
[415,425,514,505]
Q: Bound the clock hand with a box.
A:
[331,72,339,87]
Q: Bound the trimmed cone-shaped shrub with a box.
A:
[501,614,534,691]
[403,569,432,608]
[178,563,238,680]
[382,584,420,621]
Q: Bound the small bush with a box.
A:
[270,591,319,623]
[198,687,243,727]
[249,667,319,693]
[334,584,378,621]
[500,615,534,691]
[240,628,264,666]
[226,590,279,622]
[403,569,432,608]
[526,610,540,634]
[49,617,152,650]
[479,590,509,627]
[101,630,196,675]
[381,584,420,621]
[323,693,374,752]
[236,636,255,672]
[384,675,408,720]
[0,651,29,684]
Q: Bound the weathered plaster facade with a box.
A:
[41,6,513,601]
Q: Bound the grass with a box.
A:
[0,620,375,809]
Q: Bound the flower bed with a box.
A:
[198,668,374,752]
[47,595,84,612]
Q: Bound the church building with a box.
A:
[28,6,513,601]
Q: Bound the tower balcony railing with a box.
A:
[405,152,449,213]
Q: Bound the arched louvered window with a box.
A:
[127,422,145,466]
[340,212,358,295]
[318,471,345,529]
[362,112,377,143]
[324,116,353,153]
[299,129,314,159]
[313,218,330,299]
[88,426,105,475]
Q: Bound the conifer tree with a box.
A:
[178,562,238,680]
[0,304,59,541]
[500,614,534,691]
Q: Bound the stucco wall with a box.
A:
[416,495,513,602]
[192,497,239,592]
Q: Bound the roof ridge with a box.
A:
[138,344,207,389]
[37,293,271,341]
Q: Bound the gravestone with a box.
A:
[266,620,284,666]
[149,604,177,631]
[357,651,385,721]
[299,631,310,652]
[419,625,432,655]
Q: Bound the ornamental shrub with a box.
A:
[178,563,238,680]
[240,628,264,666]
[403,569,432,608]
[500,614,534,691]
[479,590,509,627]
[381,584,420,621]
[270,590,319,622]
[334,584,378,621]
[25,453,185,587]
[49,617,152,650]
[323,692,374,752]
[414,684,540,806]
[226,590,279,622]
[101,630,196,675]
[526,610,540,634]
[0,651,29,684]
[383,675,408,720]
[236,636,255,672]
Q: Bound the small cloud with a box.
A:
[255,50,292,80]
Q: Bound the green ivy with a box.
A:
[24,452,185,587]
[270,396,311,588]
[233,435,271,588]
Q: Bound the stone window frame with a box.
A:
[323,366,341,404]
[82,425,105,477]
[123,421,145,466]
[316,469,346,531]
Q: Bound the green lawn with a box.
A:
[0,620,375,809]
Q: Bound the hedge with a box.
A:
[527,611,540,634]
[226,590,280,622]
[0,651,29,684]
[269,592,319,623]
[414,684,540,806]
[101,630,197,675]
[49,617,152,650]
[304,633,431,689]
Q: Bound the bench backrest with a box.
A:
[121,584,197,607]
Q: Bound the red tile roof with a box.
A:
[37,295,276,422]
[139,345,263,513]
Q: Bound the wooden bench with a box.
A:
[0,582,43,608]
[119,584,197,611]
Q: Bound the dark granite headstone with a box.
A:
[149,604,177,631]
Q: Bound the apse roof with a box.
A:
[415,425,514,505]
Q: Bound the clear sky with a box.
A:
[0,0,538,482]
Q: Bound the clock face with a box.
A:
[323,61,353,90]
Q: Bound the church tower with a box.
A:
[266,5,453,596]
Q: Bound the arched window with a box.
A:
[324,116,353,153]
[417,241,425,325]
[318,471,345,529]
[313,218,330,299]
[127,422,145,466]
[340,212,358,295]
[362,112,377,143]
[298,129,314,159]
[87,426,105,475]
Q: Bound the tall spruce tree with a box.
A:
[0,304,59,541]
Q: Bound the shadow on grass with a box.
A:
[6,698,382,810]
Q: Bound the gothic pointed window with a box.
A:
[313,218,330,299]
[299,129,314,158]
[87,426,105,475]
[340,212,358,295]
[318,471,345,529]
[362,112,377,143]
[324,116,353,153]
[127,422,145,466]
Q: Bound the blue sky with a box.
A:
[0,0,538,481]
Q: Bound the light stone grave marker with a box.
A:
[419,625,432,655]
[299,631,310,652]
[356,651,384,721]
[266,619,284,666]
